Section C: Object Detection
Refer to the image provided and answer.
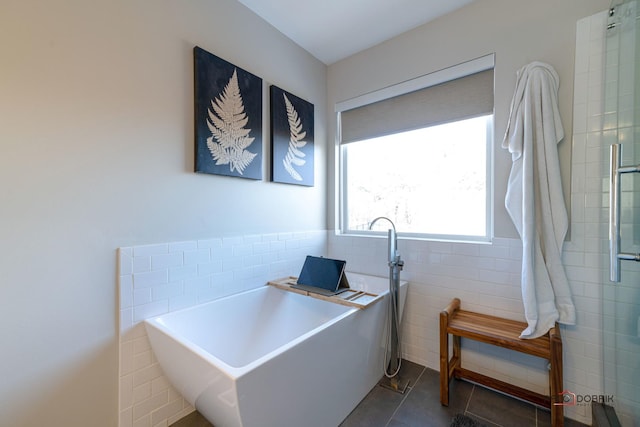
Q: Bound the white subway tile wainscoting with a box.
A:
[118,231,326,427]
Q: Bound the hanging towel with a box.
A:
[502,61,576,339]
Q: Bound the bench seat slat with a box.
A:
[447,310,551,359]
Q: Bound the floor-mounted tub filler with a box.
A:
[145,272,408,427]
[369,216,408,393]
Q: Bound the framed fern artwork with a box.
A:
[269,85,314,186]
[194,46,262,180]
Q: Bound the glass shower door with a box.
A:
[605,1,640,424]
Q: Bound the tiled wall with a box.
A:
[118,230,326,427]
[328,235,554,391]
[572,8,639,424]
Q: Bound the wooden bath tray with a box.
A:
[267,277,382,309]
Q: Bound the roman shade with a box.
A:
[340,68,494,144]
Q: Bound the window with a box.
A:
[337,55,494,241]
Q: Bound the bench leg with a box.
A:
[550,328,563,427]
[440,314,449,406]
[452,335,461,378]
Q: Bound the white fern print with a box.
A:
[206,69,257,174]
[282,93,307,181]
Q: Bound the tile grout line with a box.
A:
[464,385,505,427]
[464,384,475,413]
[385,366,426,427]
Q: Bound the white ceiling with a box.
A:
[236,0,476,65]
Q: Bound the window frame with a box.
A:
[335,54,495,243]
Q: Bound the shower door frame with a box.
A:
[603,1,640,424]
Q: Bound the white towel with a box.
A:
[502,62,576,339]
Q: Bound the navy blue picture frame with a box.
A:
[194,46,262,180]
[270,85,314,186]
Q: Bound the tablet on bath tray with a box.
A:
[292,256,350,297]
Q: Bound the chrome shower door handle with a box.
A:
[610,144,622,282]
[609,143,640,282]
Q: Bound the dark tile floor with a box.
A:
[171,360,588,427]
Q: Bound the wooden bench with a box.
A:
[440,298,563,426]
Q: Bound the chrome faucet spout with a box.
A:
[369,216,396,233]
[369,216,398,264]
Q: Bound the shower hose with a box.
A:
[383,270,402,378]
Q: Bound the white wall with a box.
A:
[0,1,327,426]
[327,0,610,238]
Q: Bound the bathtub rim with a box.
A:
[144,285,357,379]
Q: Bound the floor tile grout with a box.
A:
[385,365,426,427]
[464,384,475,413]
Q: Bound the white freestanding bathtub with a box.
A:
[144,272,407,427]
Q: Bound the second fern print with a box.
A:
[270,86,314,186]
